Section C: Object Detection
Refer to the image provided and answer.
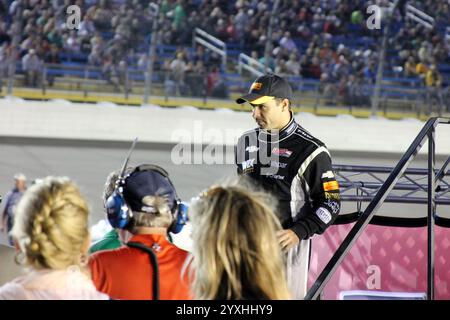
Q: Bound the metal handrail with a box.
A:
[334,158,450,204]
[387,1,435,29]
[305,117,450,300]
[405,4,435,29]
[237,53,269,77]
[193,28,227,70]
[333,164,450,176]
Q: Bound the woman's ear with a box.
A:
[82,233,91,255]
[13,239,20,253]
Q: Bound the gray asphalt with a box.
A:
[0,139,448,245]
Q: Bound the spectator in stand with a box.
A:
[275,58,289,77]
[249,50,263,72]
[1,174,27,246]
[308,56,322,79]
[22,49,42,87]
[259,52,276,73]
[332,55,350,81]
[363,61,377,84]
[425,64,443,88]
[44,44,61,86]
[63,30,81,53]
[425,63,444,113]
[190,45,208,66]
[225,15,236,42]
[233,8,248,45]
[78,13,96,39]
[102,54,119,90]
[20,33,37,55]
[172,0,187,31]
[415,59,428,83]
[404,55,417,78]
[207,66,228,98]
[279,31,298,54]
[319,72,338,104]
[170,51,187,96]
[88,46,103,67]
[137,53,148,70]
[418,41,432,64]
[0,22,11,46]
[92,0,113,32]
[185,60,206,97]
[0,176,108,300]
[0,41,11,84]
[285,53,301,76]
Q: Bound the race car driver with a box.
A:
[235,73,341,299]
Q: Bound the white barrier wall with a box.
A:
[0,98,449,155]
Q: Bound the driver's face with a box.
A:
[251,98,282,130]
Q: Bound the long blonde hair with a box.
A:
[11,176,90,270]
[188,184,291,300]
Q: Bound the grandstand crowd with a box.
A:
[0,0,448,105]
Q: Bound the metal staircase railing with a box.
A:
[237,53,273,78]
[387,1,435,29]
[333,163,450,205]
[192,28,227,71]
[305,117,450,300]
[405,4,435,29]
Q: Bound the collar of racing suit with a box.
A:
[258,112,297,143]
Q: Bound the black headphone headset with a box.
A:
[105,140,188,300]
[105,164,189,301]
[105,164,188,234]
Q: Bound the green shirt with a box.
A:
[89,229,122,254]
[173,4,186,29]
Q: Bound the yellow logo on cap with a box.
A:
[251,82,262,90]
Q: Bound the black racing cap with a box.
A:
[123,170,176,213]
[236,74,293,104]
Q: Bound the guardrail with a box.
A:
[2,62,448,117]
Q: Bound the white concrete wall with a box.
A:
[0,97,449,155]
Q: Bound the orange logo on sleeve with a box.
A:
[251,82,262,90]
[323,181,339,191]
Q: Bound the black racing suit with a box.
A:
[235,115,341,240]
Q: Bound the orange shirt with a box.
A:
[89,234,192,300]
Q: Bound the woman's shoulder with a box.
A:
[0,279,29,300]
[0,270,110,300]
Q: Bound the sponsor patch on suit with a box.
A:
[323,180,339,191]
[272,148,293,158]
[316,207,332,224]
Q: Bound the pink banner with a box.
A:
[309,223,450,299]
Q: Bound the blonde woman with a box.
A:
[0,176,108,300]
[188,184,291,300]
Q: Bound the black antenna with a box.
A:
[119,137,138,179]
